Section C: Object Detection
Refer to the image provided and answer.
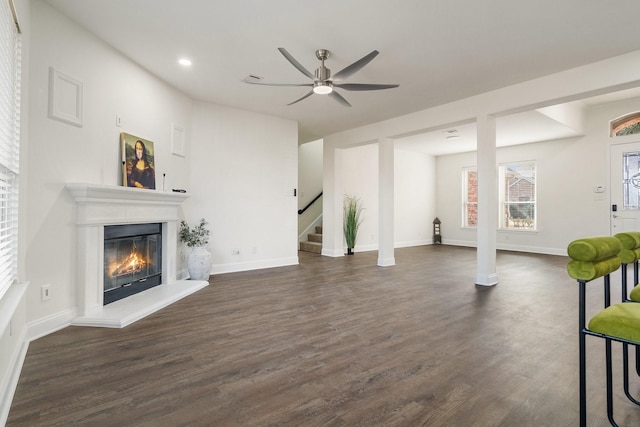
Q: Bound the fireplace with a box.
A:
[66,183,209,328]
[104,223,162,305]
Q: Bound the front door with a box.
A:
[610,142,640,234]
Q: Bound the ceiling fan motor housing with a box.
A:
[315,66,330,81]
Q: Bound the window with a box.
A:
[611,112,640,137]
[462,161,536,231]
[463,168,478,227]
[499,162,536,230]
[0,0,21,301]
[622,151,640,209]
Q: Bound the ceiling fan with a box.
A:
[245,48,399,107]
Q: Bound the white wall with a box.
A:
[395,148,436,247]
[23,1,193,332]
[342,144,379,252]
[189,101,298,273]
[339,143,436,253]
[436,97,640,254]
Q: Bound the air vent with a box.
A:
[244,74,263,82]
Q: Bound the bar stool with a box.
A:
[614,232,640,302]
[567,235,640,426]
[614,232,640,409]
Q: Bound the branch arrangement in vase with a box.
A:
[179,218,210,247]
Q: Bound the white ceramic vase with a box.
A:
[187,246,212,280]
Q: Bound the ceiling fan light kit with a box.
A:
[245,48,399,107]
[313,82,333,94]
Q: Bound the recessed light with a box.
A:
[443,129,458,134]
[446,135,461,140]
[178,58,192,67]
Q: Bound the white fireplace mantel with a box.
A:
[66,183,208,328]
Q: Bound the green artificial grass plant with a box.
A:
[343,195,364,254]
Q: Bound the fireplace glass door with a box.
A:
[103,223,162,304]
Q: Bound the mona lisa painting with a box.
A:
[121,132,156,189]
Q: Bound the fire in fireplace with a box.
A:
[103,223,162,305]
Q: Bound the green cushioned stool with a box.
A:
[615,232,640,302]
[566,236,640,427]
[614,231,640,412]
[589,303,640,343]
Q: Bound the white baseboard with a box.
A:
[321,248,343,257]
[26,307,77,342]
[442,240,566,256]
[476,272,499,286]
[211,257,299,275]
[0,329,28,427]
[395,239,431,248]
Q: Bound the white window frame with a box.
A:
[0,0,21,301]
[462,167,477,228]
[461,161,536,231]
[498,161,536,231]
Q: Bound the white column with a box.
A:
[322,143,345,257]
[476,114,498,286]
[378,138,395,266]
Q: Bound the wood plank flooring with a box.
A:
[7,245,640,426]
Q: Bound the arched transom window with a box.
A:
[611,112,640,137]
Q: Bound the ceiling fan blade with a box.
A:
[244,81,313,87]
[287,89,315,106]
[329,91,352,107]
[331,50,379,81]
[278,48,315,80]
[333,83,399,91]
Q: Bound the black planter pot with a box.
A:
[347,248,354,255]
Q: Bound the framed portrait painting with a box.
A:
[121,133,156,189]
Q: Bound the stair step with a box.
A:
[315,226,323,234]
[300,241,322,254]
[307,233,322,243]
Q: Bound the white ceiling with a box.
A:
[44,0,640,150]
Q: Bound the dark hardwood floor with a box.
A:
[7,245,640,426]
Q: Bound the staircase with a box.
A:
[299,226,322,254]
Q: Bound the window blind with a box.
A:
[0,0,21,301]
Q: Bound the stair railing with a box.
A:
[298,192,323,215]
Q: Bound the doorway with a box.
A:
[610,141,640,234]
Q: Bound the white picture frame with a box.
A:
[48,67,83,127]
[171,123,186,157]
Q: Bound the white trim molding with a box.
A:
[171,123,186,157]
[48,67,83,127]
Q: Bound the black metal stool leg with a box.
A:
[606,338,620,426]
[579,281,587,427]
[623,343,640,405]
[622,263,629,301]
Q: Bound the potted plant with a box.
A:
[343,195,364,255]
[179,218,212,280]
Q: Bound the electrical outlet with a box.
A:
[232,248,240,255]
[41,284,51,301]
[251,246,257,254]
